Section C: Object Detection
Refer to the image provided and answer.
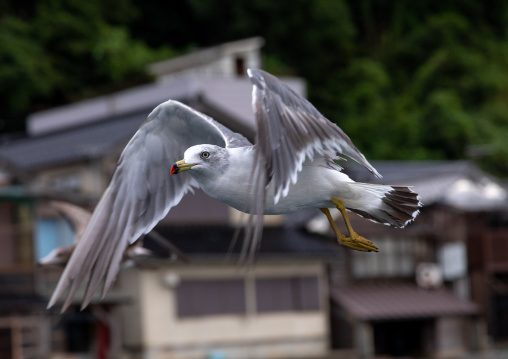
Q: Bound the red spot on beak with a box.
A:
[170,165,178,175]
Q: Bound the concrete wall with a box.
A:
[435,316,468,359]
[35,158,113,197]
[119,268,144,348]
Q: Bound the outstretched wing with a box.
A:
[248,68,380,202]
[240,69,381,260]
[48,100,245,311]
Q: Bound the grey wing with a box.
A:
[48,100,234,311]
[239,69,381,261]
[210,119,252,148]
[248,68,381,203]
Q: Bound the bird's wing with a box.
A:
[248,68,380,202]
[48,100,239,311]
[209,118,252,148]
[240,69,381,259]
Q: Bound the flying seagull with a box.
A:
[48,68,421,311]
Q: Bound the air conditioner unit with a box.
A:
[162,271,181,288]
[416,263,443,289]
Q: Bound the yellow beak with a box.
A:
[170,159,196,175]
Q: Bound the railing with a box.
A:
[0,316,50,359]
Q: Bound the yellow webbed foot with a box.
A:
[338,234,379,252]
[319,207,379,252]
[324,199,380,252]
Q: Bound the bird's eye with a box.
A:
[200,151,210,159]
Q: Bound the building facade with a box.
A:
[0,38,507,359]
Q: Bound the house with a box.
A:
[118,226,341,359]
[147,37,264,81]
[0,38,336,359]
[1,36,507,359]
[0,186,52,359]
[307,160,506,358]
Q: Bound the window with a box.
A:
[176,279,246,317]
[35,218,74,261]
[255,277,320,312]
[175,276,322,317]
[352,237,429,279]
[235,57,245,76]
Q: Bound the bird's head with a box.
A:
[170,144,229,179]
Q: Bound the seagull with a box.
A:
[48,68,421,311]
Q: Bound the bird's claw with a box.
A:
[338,234,379,252]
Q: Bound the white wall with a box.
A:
[120,261,330,359]
[435,316,468,359]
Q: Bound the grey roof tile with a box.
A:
[0,110,148,171]
[332,284,477,320]
[0,76,304,173]
[149,224,344,261]
[343,160,508,210]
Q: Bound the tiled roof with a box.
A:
[343,160,507,211]
[147,224,344,261]
[0,76,304,172]
[0,110,147,171]
[331,284,477,320]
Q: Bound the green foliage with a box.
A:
[2,0,508,174]
[349,6,508,174]
[0,17,55,112]
[129,0,508,173]
[0,0,174,131]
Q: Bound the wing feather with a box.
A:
[48,100,242,311]
[240,68,381,262]
[248,69,381,204]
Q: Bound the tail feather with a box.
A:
[346,184,421,228]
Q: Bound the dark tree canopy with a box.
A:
[0,0,173,132]
[2,0,508,174]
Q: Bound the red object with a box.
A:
[96,321,110,359]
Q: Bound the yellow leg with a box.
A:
[322,199,379,252]
[319,208,348,242]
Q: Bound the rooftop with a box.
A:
[147,223,343,261]
[0,76,304,172]
[332,284,477,320]
[344,160,508,211]
[147,37,265,78]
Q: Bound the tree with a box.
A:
[0,0,174,133]
[3,0,508,175]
